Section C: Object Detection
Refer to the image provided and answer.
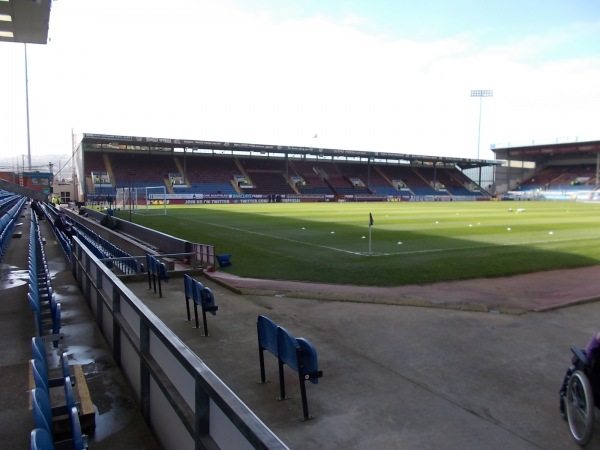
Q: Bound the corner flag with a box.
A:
[369,213,374,227]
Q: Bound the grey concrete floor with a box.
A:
[124,270,600,450]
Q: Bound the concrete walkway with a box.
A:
[123,265,600,450]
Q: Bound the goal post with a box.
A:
[116,186,167,215]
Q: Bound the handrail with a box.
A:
[70,237,288,450]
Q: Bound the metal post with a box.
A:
[25,44,32,171]
[596,152,600,187]
[277,358,287,401]
[470,90,493,188]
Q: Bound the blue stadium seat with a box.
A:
[31,388,53,436]
[30,427,55,450]
[68,405,87,450]
[257,315,278,357]
[216,254,232,268]
[200,287,217,316]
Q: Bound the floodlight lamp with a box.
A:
[470,89,493,97]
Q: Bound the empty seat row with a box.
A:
[30,337,89,449]
[73,222,139,274]
[0,196,26,261]
[28,213,63,347]
[28,208,94,449]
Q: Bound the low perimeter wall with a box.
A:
[67,205,215,268]
[70,237,287,450]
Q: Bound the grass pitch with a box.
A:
[120,201,600,286]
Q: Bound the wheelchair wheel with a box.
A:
[566,370,595,446]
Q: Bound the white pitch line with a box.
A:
[362,234,600,257]
[204,221,364,255]
[201,219,600,258]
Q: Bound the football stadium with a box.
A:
[2,3,600,450]
[2,133,600,450]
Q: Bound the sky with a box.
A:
[1,0,600,167]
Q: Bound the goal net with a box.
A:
[116,186,167,216]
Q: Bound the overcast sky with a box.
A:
[1,0,599,167]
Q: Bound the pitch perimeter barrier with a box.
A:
[70,237,288,450]
[68,206,215,268]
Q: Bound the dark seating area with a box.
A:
[83,152,107,177]
[289,160,334,194]
[378,165,437,196]
[520,164,598,190]
[247,171,296,195]
[335,162,385,193]
[109,153,179,189]
[416,167,483,196]
[182,155,239,195]
[80,151,490,199]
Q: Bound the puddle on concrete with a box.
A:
[61,345,103,367]
[0,268,29,289]
[53,283,80,295]
[85,365,139,443]
[90,390,137,442]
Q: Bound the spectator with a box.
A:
[31,199,44,220]
[55,212,74,239]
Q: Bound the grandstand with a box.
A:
[71,134,600,207]
[493,139,600,200]
[73,133,503,205]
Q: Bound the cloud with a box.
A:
[1,0,599,160]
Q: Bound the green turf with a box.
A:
[118,201,600,286]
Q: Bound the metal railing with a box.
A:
[70,237,288,450]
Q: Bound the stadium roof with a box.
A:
[79,132,501,170]
[491,139,600,163]
[0,0,52,44]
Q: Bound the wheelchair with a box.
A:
[561,347,600,446]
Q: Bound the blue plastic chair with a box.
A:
[257,315,279,356]
[30,427,55,450]
[31,359,50,394]
[63,376,76,410]
[200,287,217,316]
[60,352,71,381]
[31,337,48,375]
[184,274,201,322]
[296,338,320,385]
[31,388,53,436]
[68,405,87,450]
[216,254,232,268]
[257,315,279,384]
